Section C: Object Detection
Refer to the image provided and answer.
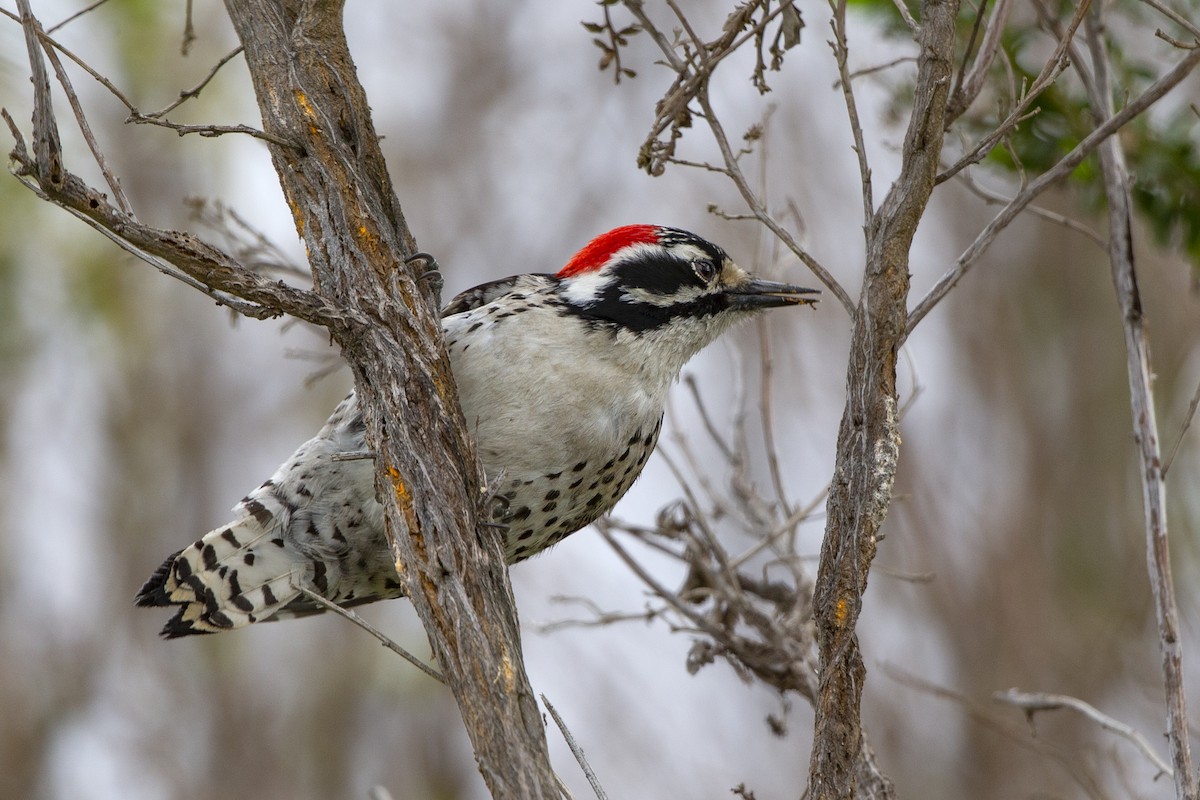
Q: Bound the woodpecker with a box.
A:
[136,225,817,637]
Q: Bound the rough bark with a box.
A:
[807,1,960,796]
[219,2,558,797]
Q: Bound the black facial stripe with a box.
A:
[576,289,732,332]
[613,253,703,297]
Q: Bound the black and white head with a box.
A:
[553,225,817,368]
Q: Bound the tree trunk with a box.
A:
[222,2,558,796]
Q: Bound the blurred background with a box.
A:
[1,1,1198,798]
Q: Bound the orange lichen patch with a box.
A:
[386,466,422,542]
[287,197,305,237]
[500,652,516,694]
[835,596,849,626]
[295,89,317,120]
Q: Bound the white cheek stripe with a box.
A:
[562,269,613,305]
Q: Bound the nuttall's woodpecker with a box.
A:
[136,225,817,637]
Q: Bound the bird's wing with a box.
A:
[440,274,557,317]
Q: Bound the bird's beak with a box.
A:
[725,278,820,311]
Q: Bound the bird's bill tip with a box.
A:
[726,279,820,310]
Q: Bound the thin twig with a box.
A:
[1138,0,1200,41]
[296,587,445,684]
[829,0,875,228]
[46,0,111,34]
[956,168,1107,249]
[842,55,918,83]
[330,450,376,462]
[540,695,609,800]
[756,318,793,518]
[144,47,246,119]
[127,117,294,147]
[1162,378,1200,477]
[993,688,1173,780]
[884,665,1108,797]
[181,0,196,55]
[946,0,1015,122]
[889,0,920,33]
[683,374,735,462]
[537,595,662,634]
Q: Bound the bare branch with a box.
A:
[993,689,1173,780]
[1162,378,1200,477]
[1139,0,1200,41]
[889,0,920,34]
[955,168,1108,249]
[842,55,918,83]
[140,46,246,118]
[296,588,445,685]
[541,695,609,800]
[1083,8,1195,794]
[885,665,1109,796]
[829,0,875,227]
[45,0,112,33]
[945,0,1014,123]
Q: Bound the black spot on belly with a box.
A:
[517,529,534,541]
[220,529,240,547]
[545,489,561,500]
[572,461,588,472]
[542,501,558,513]
[511,506,532,522]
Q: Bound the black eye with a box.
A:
[692,258,718,283]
